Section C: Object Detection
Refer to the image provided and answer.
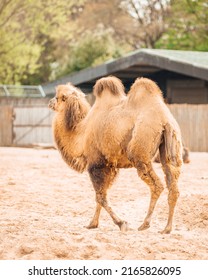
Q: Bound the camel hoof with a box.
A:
[138,222,150,231]
[159,228,171,234]
[85,223,98,229]
[119,221,128,232]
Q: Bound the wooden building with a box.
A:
[43,49,208,104]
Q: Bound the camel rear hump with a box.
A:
[128,77,163,106]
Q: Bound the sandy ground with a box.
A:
[0,147,207,260]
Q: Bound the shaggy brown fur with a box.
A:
[93,76,126,97]
[49,77,182,234]
[48,83,91,172]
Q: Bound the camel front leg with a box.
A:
[96,192,128,231]
[86,202,102,229]
[87,163,128,231]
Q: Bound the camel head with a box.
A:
[49,83,90,130]
[48,83,85,112]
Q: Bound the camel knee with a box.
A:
[136,161,149,179]
[163,163,181,182]
[137,161,164,194]
[168,187,180,205]
[96,193,107,207]
[136,160,148,171]
[153,185,164,197]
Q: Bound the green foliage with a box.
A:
[0,0,41,84]
[0,0,85,85]
[156,0,208,51]
[62,33,123,75]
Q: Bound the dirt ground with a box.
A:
[0,147,207,260]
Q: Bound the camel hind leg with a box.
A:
[127,124,164,231]
[87,163,128,231]
[136,161,164,231]
[159,136,182,234]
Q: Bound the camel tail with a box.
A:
[93,76,125,97]
[160,123,183,167]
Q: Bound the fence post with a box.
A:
[0,106,13,146]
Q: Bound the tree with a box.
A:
[120,0,171,48]
[74,0,171,49]
[0,0,85,84]
[59,31,123,76]
[0,0,41,84]
[156,0,208,50]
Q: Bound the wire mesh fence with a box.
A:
[0,85,46,97]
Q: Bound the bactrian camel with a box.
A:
[49,76,182,234]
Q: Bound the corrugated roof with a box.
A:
[43,49,208,94]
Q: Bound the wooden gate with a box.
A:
[13,107,54,146]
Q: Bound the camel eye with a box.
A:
[62,95,66,102]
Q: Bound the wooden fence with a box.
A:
[0,106,13,146]
[168,104,208,152]
[0,102,208,151]
[0,105,54,146]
